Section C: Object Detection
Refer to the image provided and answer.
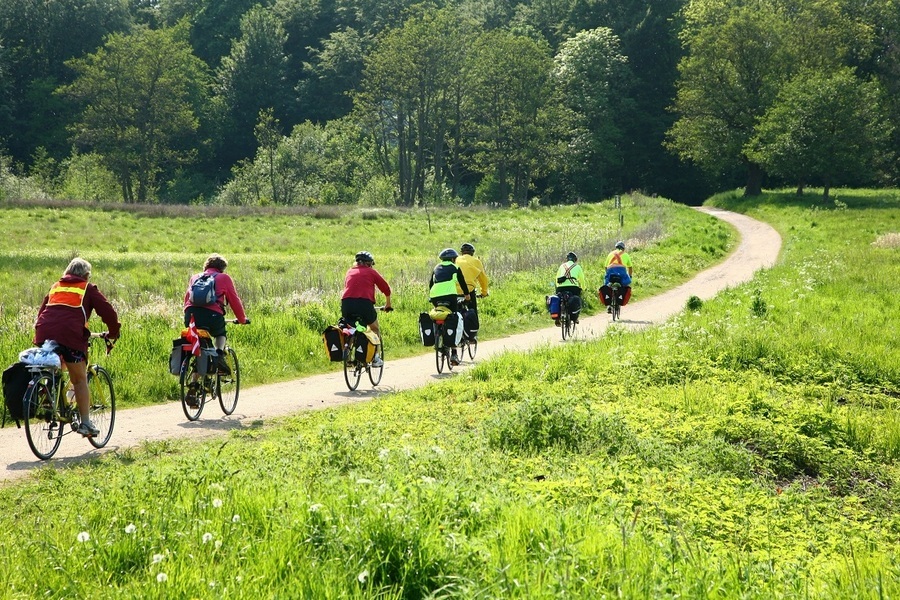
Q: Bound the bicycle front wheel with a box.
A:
[368,342,383,386]
[24,375,62,460]
[180,356,205,421]
[217,347,240,415]
[87,365,116,448]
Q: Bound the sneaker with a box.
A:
[76,420,100,437]
[450,352,460,366]
[185,382,200,407]
[371,355,384,368]
[215,354,231,376]
[554,318,561,327]
[607,307,612,314]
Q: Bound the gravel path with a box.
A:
[0,208,781,482]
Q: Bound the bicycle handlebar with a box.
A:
[227,318,251,324]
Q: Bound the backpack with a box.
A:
[189,273,218,306]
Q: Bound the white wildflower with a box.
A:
[309,503,324,513]
[202,532,213,544]
[358,569,369,584]
[212,498,223,508]
[125,523,137,534]
[77,531,90,543]
[152,553,165,564]
[232,514,241,523]
[157,573,168,583]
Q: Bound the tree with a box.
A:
[216,5,293,168]
[747,68,890,200]
[300,27,368,123]
[0,0,133,162]
[552,27,628,201]
[355,9,473,205]
[59,22,211,202]
[467,30,553,204]
[667,0,872,197]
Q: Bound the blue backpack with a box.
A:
[189,273,218,306]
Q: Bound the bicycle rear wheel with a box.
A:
[87,365,115,448]
[344,336,362,390]
[466,338,478,360]
[368,342,383,386]
[560,311,571,340]
[217,347,240,415]
[24,375,62,460]
[180,356,205,421]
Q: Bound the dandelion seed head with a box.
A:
[77,531,90,543]
[309,503,324,512]
[152,553,165,564]
[232,514,241,523]
[215,540,222,550]
[125,523,137,534]
[202,532,213,544]
[157,573,168,583]
[212,498,223,508]
[358,569,369,583]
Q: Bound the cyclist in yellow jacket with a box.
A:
[455,243,488,341]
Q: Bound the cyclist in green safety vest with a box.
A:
[555,252,584,296]
[429,248,470,366]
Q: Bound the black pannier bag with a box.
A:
[419,313,436,346]
[3,362,31,428]
[322,326,346,362]
[441,312,464,346]
[463,308,479,339]
[567,294,582,318]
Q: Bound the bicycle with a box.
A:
[341,307,389,391]
[179,319,246,421]
[602,274,624,322]
[457,295,484,361]
[558,291,578,340]
[22,333,116,460]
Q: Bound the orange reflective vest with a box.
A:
[47,281,88,311]
[607,251,625,267]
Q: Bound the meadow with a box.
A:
[0,195,731,414]
[3,190,898,598]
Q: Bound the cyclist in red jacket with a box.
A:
[341,251,392,367]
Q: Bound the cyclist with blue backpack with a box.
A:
[183,254,248,378]
[554,252,584,325]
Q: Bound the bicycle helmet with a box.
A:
[460,243,475,255]
[615,241,625,250]
[566,252,577,262]
[355,251,375,265]
[439,248,459,261]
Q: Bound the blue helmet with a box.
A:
[615,241,625,250]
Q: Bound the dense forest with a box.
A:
[0,0,897,206]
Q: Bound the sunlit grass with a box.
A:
[2,190,899,597]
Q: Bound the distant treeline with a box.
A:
[0,0,896,205]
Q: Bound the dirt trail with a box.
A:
[0,208,781,482]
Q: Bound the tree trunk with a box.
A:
[743,161,763,196]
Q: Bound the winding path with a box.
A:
[0,208,781,483]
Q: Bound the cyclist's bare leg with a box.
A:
[66,360,90,421]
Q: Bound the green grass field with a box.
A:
[2,189,899,598]
[0,194,731,412]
